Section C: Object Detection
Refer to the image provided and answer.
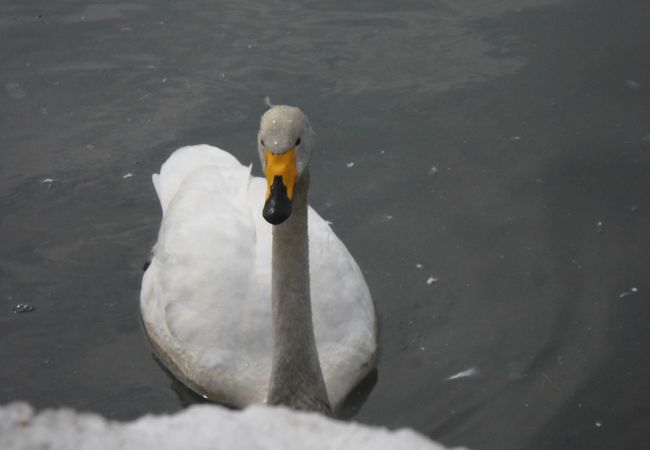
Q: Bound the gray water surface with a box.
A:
[1,1,649,449]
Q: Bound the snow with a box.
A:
[0,402,467,450]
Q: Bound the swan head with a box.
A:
[258,105,314,225]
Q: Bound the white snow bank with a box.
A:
[0,402,467,450]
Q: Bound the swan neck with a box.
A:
[268,168,332,414]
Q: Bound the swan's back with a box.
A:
[141,145,376,408]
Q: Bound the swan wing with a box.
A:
[142,145,269,405]
[154,144,243,214]
[308,212,376,407]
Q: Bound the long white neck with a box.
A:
[267,168,332,415]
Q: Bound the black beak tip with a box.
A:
[263,192,293,224]
[263,175,293,225]
[263,206,291,225]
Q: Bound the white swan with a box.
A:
[140,105,376,415]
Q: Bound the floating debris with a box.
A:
[506,361,527,380]
[541,372,561,391]
[13,303,34,314]
[426,276,438,285]
[429,165,438,175]
[625,80,640,89]
[596,221,604,232]
[445,367,479,381]
[346,162,355,168]
[510,136,521,141]
[5,82,26,99]
[619,287,639,298]
[123,173,133,179]
[416,263,423,269]
[595,421,603,428]
[40,178,54,184]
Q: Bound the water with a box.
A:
[1,1,649,449]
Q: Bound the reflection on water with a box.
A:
[1,1,649,449]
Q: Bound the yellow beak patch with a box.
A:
[264,148,298,200]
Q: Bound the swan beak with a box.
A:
[263,148,298,225]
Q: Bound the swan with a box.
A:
[140,105,377,415]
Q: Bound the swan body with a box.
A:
[141,110,376,412]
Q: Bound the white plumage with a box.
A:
[141,144,376,409]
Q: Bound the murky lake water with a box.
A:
[1,1,649,449]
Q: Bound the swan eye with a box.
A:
[295,137,301,146]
